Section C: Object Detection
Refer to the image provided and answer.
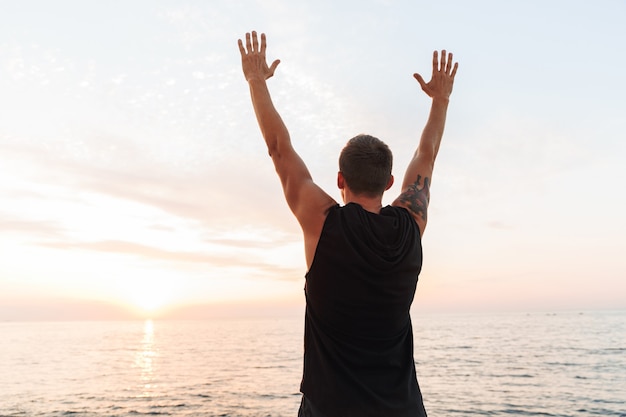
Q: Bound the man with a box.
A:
[238,31,458,417]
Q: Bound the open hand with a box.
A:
[414,50,458,100]
[238,31,280,82]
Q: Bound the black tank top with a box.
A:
[300,203,427,417]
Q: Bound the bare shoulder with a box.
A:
[291,180,336,225]
[391,173,430,235]
[296,184,336,269]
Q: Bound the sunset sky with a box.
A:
[1,0,624,320]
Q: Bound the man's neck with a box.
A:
[345,194,384,214]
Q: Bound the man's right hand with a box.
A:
[238,31,281,82]
[413,50,458,100]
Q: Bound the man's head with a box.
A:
[338,134,393,198]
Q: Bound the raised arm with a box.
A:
[238,31,284,157]
[238,31,336,267]
[392,50,458,236]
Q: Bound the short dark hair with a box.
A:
[339,134,393,197]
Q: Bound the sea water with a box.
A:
[0,310,624,416]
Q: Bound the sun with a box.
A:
[132,290,168,313]
[118,274,178,316]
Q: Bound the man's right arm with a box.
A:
[239,31,336,268]
[392,50,458,236]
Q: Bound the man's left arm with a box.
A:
[392,50,458,236]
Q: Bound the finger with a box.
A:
[245,32,252,53]
[260,33,267,56]
[446,52,453,74]
[238,39,246,56]
[451,62,458,78]
[432,50,438,73]
[268,59,281,77]
[440,50,447,73]
[448,52,457,74]
[252,30,259,52]
[413,73,427,89]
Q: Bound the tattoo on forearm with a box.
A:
[398,174,431,221]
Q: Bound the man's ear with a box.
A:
[385,175,394,191]
[337,172,345,189]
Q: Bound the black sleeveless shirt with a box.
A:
[300,203,427,417]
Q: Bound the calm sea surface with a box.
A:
[0,310,624,416]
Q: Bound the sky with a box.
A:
[1,0,624,320]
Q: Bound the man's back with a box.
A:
[238,31,457,416]
[301,203,427,417]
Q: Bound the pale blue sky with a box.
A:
[1,0,624,319]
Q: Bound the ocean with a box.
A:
[0,310,624,416]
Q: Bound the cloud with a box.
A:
[37,238,303,282]
[1,137,305,285]
[0,296,134,321]
[206,235,298,249]
[486,221,513,230]
[40,239,241,264]
[0,217,66,239]
[1,132,297,228]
